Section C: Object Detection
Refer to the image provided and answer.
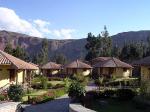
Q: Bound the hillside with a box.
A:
[0,30,150,61]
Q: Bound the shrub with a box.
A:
[68,81,85,101]
[116,89,136,100]
[64,78,71,91]
[31,76,48,89]
[0,94,6,101]
[40,76,48,89]
[47,83,53,89]
[8,85,24,102]
[71,73,89,86]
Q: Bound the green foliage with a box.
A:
[4,42,13,54]
[4,43,29,61]
[140,81,150,97]
[28,88,66,104]
[35,39,49,65]
[8,85,24,102]
[52,53,67,64]
[72,73,89,86]
[31,76,48,89]
[68,81,85,100]
[64,78,71,91]
[0,94,6,101]
[85,26,112,61]
[40,76,48,89]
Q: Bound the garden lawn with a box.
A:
[90,99,150,112]
[23,89,48,102]
[48,81,64,86]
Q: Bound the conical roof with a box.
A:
[65,60,92,69]
[93,57,132,68]
[41,61,61,69]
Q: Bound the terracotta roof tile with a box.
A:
[41,62,61,69]
[93,57,132,68]
[0,50,38,70]
[65,60,92,69]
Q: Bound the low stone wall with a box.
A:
[0,102,20,112]
[69,103,96,112]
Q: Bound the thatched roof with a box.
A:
[41,62,61,69]
[0,50,38,70]
[133,56,150,66]
[93,57,132,68]
[65,60,92,69]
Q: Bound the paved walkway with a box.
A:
[0,102,20,112]
[24,94,70,112]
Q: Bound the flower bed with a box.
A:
[25,88,66,104]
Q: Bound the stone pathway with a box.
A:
[0,102,20,112]
[24,94,70,112]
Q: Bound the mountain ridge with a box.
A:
[0,30,150,61]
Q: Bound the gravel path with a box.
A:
[24,94,70,112]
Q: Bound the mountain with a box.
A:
[0,30,150,61]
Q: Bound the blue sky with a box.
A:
[0,0,150,39]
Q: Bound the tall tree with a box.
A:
[85,33,100,61]
[4,42,13,55]
[99,26,112,56]
[4,43,29,61]
[52,53,67,64]
[36,39,49,65]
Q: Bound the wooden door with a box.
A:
[9,69,15,82]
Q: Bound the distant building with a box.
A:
[133,56,150,81]
[64,60,92,76]
[92,57,133,78]
[41,61,62,76]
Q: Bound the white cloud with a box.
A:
[34,19,51,34]
[52,29,76,39]
[0,7,43,37]
[0,7,76,39]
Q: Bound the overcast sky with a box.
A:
[0,0,150,39]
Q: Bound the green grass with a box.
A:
[90,99,150,112]
[23,89,48,101]
[48,81,64,86]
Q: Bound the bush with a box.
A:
[8,85,24,102]
[31,76,48,89]
[47,83,53,89]
[71,73,89,86]
[0,94,6,101]
[68,81,85,101]
[40,76,48,89]
[116,89,136,100]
